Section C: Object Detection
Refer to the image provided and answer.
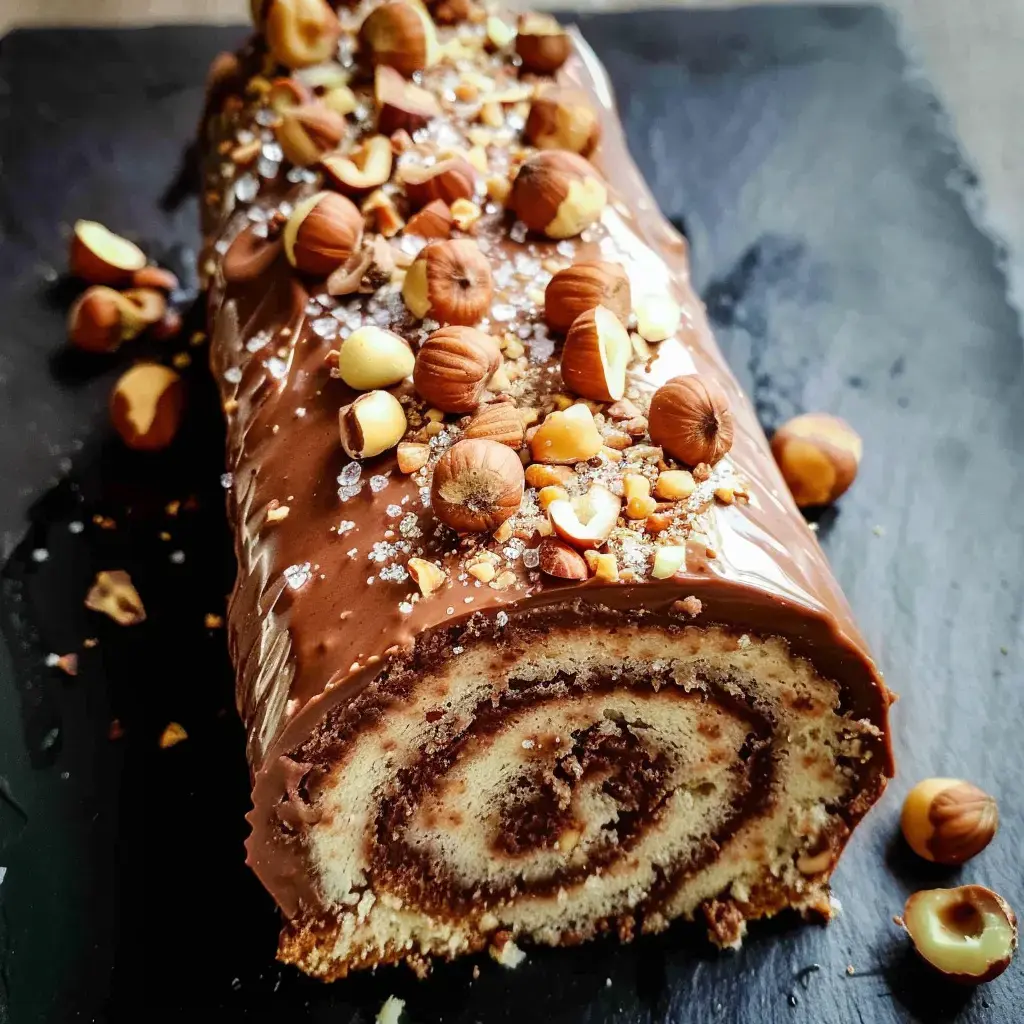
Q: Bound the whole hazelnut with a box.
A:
[538,537,589,580]
[525,87,600,156]
[109,363,185,451]
[265,0,342,69]
[515,12,571,74]
[508,150,606,240]
[338,389,407,458]
[359,0,439,77]
[544,260,630,334]
[402,239,493,324]
[462,401,525,447]
[283,191,363,276]
[69,220,147,286]
[275,102,348,166]
[400,156,477,209]
[648,375,735,467]
[560,305,631,402]
[901,885,1017,984]
[68,287,135,353]
[405,199,453,239]
[413,325,501,413]
[320,134,393,195]
[374,65,440,135]
[334,325,415,391]
[900,778,998,865]
[431,438,525,533]
[770,413,862,507]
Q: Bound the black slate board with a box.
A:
[1,7,1023,1023]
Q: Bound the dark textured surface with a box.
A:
[0,8,1022,1023]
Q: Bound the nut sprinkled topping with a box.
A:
[406,199,453,239]
[68,286,147,353]
[544,260,630,335]
[402,239,493,324]
[339,389,407,458]
[275,103,347,166]
[265,0,341,69]
[538,537,589,580]
[374,65,440,134]
[359,0,439,77]
[771,413,862,508]
[284,191,363,276]
[320,135,394,196]
[509,151,607,240]
[69,220,147,285]
[400,157,477,209]
[548,483,621,549]
[109,363,184,451]
[648,374,734,468]
[334,326,415,391]
[634,293,682,343]
[397,441,430,474]
[414,326,501,413]
[463,401,526,447]
[901,885,1017,984]
[526,87,600,157]
[408,557,446,596]
[560,305,631,402]
[515,12,571,74]
[530,404,603,464]
[431,438,525,533]
[901,779,998,866]
[85,570,147,626]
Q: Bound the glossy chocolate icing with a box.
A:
[201,14,894,921]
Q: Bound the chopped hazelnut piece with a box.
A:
[408,557,446,596]
[584,550,619,583]
[158,722,188,749]
[85,570,146,625]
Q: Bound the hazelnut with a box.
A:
[544,260,630,334]
[224,226,284,284]
[400,157,477,210]
[121,287,168,328]
[560,305,631,402]
[338,389,407,458]
[69,220,147,285]
[463,401,525,447]
[402,239,493,324]
[901,778,998,865]
[406,199,453,239]
[320,135,393,196]
[275,102,348,166]
[428,0,474,26]
[634,293,682,343]
[265,0,342,69]
[509,151,606,240]
[585,550,619,582]
[529,404,603,464]
[648,375,734,468]
[374,65,440,135]
[431,438,525,533]
[397,441,430,473]
[408,557,447,595]
[85,569,146,625]
[770,413,862,507]
[359,0,439,77]
[515,12,571,74]
[901,885,1017,984]
[547,483,621,549]
[538,537,589,580]
[68,286,142,353]
[283,191,363,276]
[334,326,414,391]
[525,87,600,156]
[651,545,687,579]
[654,469,696,501]
[109,363,185,451]
[131,265,179,292]
[413,325,501,412]
[267,75,313,113]
[525,463,573,488]
[623,473,657,520]
[361,189,405,238]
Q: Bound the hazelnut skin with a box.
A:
[900,778,998,865]
[544,260,630,334]
[283,191,363,276]
[109,363,185,451]
[648,375,735,468]
[431,438,525,533]
[508,150,606,240]
[771,413,862,508]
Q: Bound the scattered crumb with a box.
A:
[83,637,98,648]
[671,595,702,618]
[165,500,181,516]
[205,613,224,629]
[92,514,117,530]
[172,352,192,370]
[85,570,146,625]
[489,931,526,969]
[158,722,188,749]
[46,653,78,676]
[108,719,124,741]
[266,503,291,524]
[159,531,172,542]
[31,548,49,563]
[376,996,405,1024]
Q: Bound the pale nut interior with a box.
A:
[283,193,324,266]
[117,364,179,437]
[336,326,414,391]
[546,175,607,239]
[549,484,620,546]
[75,220,147,272]
[593,305,630,400]
[634,294,682,343]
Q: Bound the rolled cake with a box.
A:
[201,0,894,980]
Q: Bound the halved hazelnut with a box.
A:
[121,287,168,327]
[275,102,348,166]
[68,287,136,353]
[69,220,147,285]
[544,260,630,334]
[450,198,482,232]
[413,325,501,412]
[548,483,621,549]
[463,401,525,447]
[525,86,600,156]
[770,413,862,508]
[431,438,525,533]
[509,150,606,239]
[402,239,493,324]
[634,293,682,343]
[515,12,571,74]
[408,557,446,595]
[397,441,430,473]
[406,199,453,239]
[529,404,603,464]
[284,191,363,276]
[268,75,313,113]
[109,363,185,451]
[560,305,630,402]
[538,537,589,580]
[320,135,393,196]
[85,569,146,625]
[901,778,998,865]
[359,0,439,77]
[400,157,477,209]
[334,325,414,390]
[265,0,342,69]
[338,389,407,458]
[902,886,1017,984]
[648,375,734,468]
[374,65,440,135]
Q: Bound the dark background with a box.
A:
[0,6,1022,1022]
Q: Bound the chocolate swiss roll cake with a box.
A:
[201,1,894,980]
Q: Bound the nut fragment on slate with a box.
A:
[85,570,146,625]
[901,885,1017,984]
[359,0,439,76]
[339,389,407,458]
[771,413,862,508]
[648,374,734,468]
[68,287,134,353]
[159,722,189,749]
[900,778,998,865]
[69,219,147,285]
[110,363,185,451]
[264,0,342,69]
[402,239,493,324]
[431,438,525,533]
[509,151,607,240]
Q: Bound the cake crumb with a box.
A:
[376,996,405,1024]
[489,931,526,968]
